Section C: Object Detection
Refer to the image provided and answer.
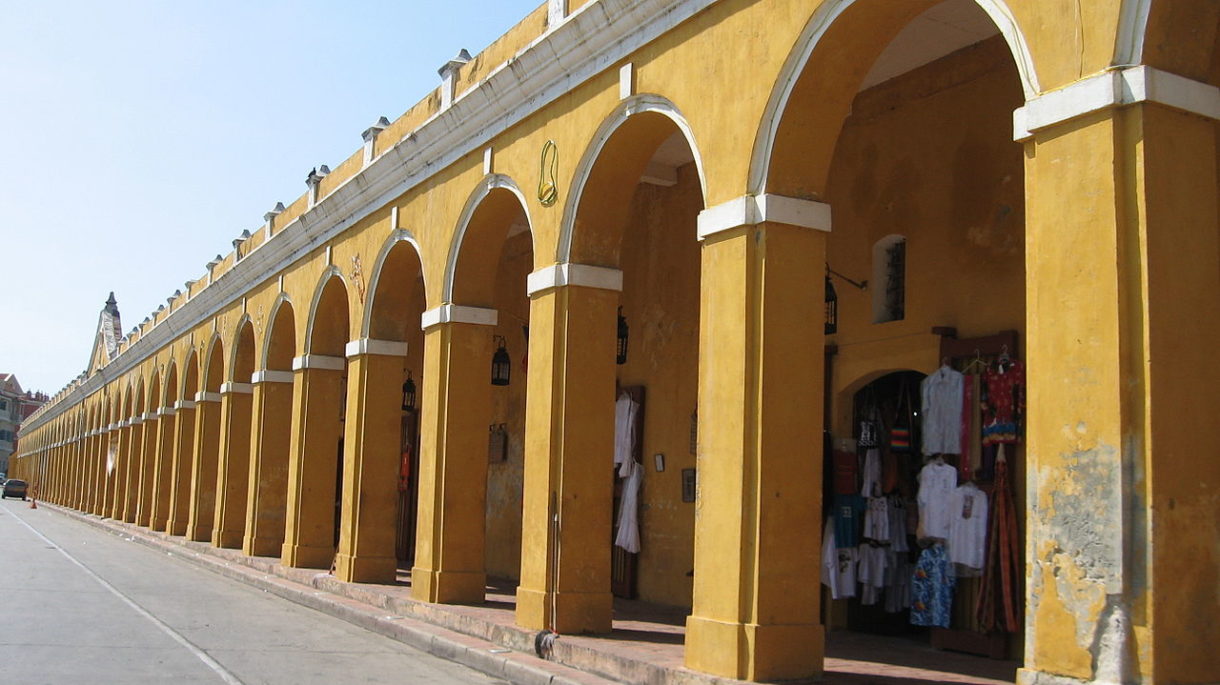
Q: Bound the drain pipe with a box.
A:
[534,490,560,659]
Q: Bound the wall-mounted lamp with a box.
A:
[617,307,629,365]
[825,265,868,336]
[491,336,511,386]
[401,372,416,411]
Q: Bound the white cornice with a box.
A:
[697,194,832,240]
[19,0,720,436]
[1014,66,1220,140]
[527,264,624,297]
[420,305,498,331]
[345,338,409,358]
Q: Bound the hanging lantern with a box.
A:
[491,336,511,386]
[824,274,838,335]
[617,307,629,365]
[401,372,416,411]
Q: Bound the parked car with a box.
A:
[2,479,27,500]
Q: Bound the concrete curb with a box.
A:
[45,505,611,685]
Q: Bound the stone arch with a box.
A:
[305,268,351,356]
[559,94,707,265]
[362,231,427,341]
[201,336,225,393]
[163,361,179,406]
[444,175,534,305]
[262,296,296,372]
[182,348,201,401]
[1134,0,1220,81]
[228,315,256,383]
[749,0,1040,198]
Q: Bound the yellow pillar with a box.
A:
[120,417,144,522]
[109,422,133,519]
[213,382,253,548]
[334,338,407,583]
[134,410,158,526]
[1016,70,1220,685]
[149,408,177,531]
[244,370,294,557]
[516,266,619,635]
[282,356,346,569]
[91,427,110,515]
[684,200,829,681]
[186,391,222,542]
[167,400,196,536]
[412,309,497,604]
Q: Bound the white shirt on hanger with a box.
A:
[921,365,964,455]
[614,460,643,553]
[614,391,640,477]
[948,482,988,571]
[917,459,958,541]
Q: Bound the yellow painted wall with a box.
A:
[616,162,703,607]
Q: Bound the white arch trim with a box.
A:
[303,265,349,354]
[748,0,1040,196]
[1113,0,1151,68]
[226,313,254,382]
[259,292,295,371]
[360,229,425,339]
[442,174,533,303]
[557,93,707,263]
[200,333,224,391]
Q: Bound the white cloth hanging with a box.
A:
[921,365,964,455]
[948,482,988,571]
[614,460,643,553]
[916,459,958,541]
[614,391,641,477]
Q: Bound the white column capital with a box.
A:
[158,407,176,417]
[194,391,223,403]
[291,354,346,371]
[219,382,254,395]
[173,400,196,411]
[421,304,498,331]
[697,193,832,240]
[1013,65,1220,141]
[251,370,295,384]
[526,263,623,297]
[344,338,409,358]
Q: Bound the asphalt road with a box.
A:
[0,498,507,685]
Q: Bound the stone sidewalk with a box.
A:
[43,503,1018,684]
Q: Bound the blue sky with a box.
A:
[0,0,540,396]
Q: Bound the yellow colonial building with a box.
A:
[14,1,1219,683]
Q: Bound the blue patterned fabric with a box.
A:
[910,543,955,628]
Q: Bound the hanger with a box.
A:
[961,349,987,375]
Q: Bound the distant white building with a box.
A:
[0,374,46,475]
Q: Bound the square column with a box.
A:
[187,393,222,542]
[334,338,408,583]
[134,413,158,526]
[412,308,497,604]
[684,199,830,682]
[213,383,253,548]
[1015,70,1220,685]
[108,424,133,520]
[516,265,621,635]
[282,358,346,569]
[149,409,176,531]
[120,419,143,522]
[244,372,294,557]
[167,401,197,536]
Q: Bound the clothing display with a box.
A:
[833,494,866,549]
[948,482,988,572]
[916,459,958,541]
[860,447,882,498]
[911,543,956,628]
[977,453,1021,633]
[613,459,642,553]
[982,359,1024,446]
[613,391,641,477]
[863,496,890,542]
[822,519,858,600]
[921,365,964,455]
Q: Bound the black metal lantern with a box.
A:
[824,274,838,335]
[616,307,629,365]
[491,336,511,386]
[401,372,416,411]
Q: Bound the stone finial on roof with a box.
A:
[362,116,391,143]
[206,255,222,270]
[263,202,285,224]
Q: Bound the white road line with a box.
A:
[6,503,245,685]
